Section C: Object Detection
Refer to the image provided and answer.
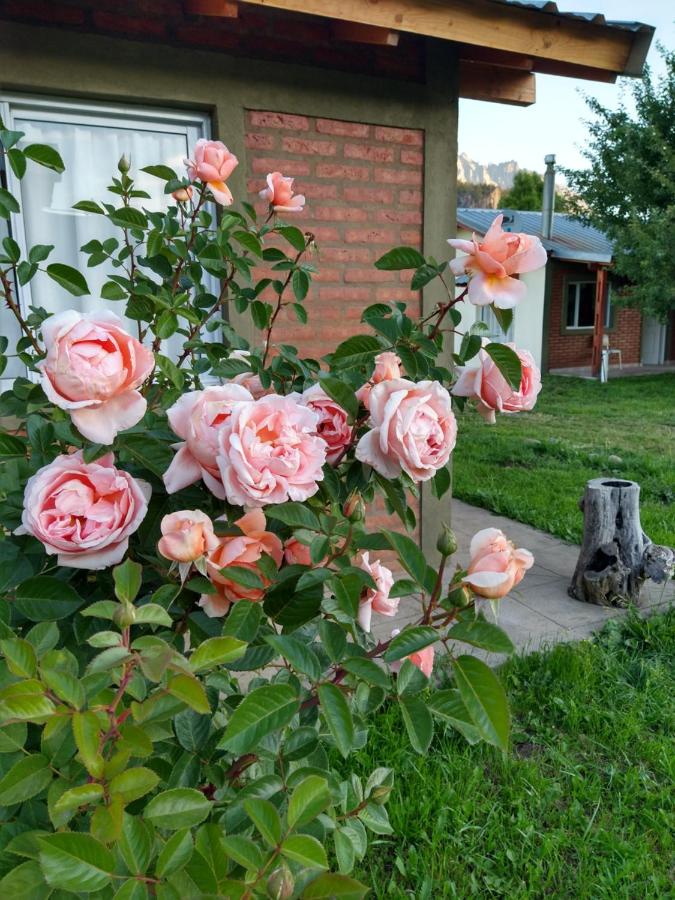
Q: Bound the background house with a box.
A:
[455,208,674,374]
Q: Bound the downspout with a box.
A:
[541,154,556,240]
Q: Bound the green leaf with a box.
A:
[155,353,185,390]
[341,657,390,689]
[109,207,148,229]
[243,797,281,847]
[382,530,428,588]
[491,304,513,336]
[0,693,55,723]
[484,341,522,390]
[448,614,515,654]
[110,767,160,804]
[334,827,355,874]
[0,432,27,459]
[0,860,51,899]
[2,235,20,262]
[52,783,104,818]
[265,502,321,531]
[219,565,264,590]
[73,200,105,214]
[23,143,64,172]
[28,243,54,263]
[287,774,330,828]
[46,263,90,296]
[72,710,104,777]
[155,828,193,878]
[135,603,173,627]
[276,224,306,252]
[318,683,353,758]
[411,262,443,291]
[0,186,19,215]
[80,600,118,620]
[189,636,247,672]
[0,128,24,150]
[101,280,127,300]
[86,645,132,674]
[167,673,210,714]
[15,576,84,622]
[0,754,51,805]
[113,558,143,603]
[113,880,149,899]
[0,721,27,753]
[0,637,37,677]
[317,374,359,420]
[264,634,322,681]
[431,465,451,501]
[281,834,328,870]
[292,268,310,301]
[426,689,482,744]
[331,334,382,369]
[40,668,85,709]
[302,872,369,899]
[141,164,178,181]
[399,694,434,754]
[233,230,262,256]
[38,833,114,893]
[118,433,172,478]
[374,246,425,270]
[218,683,299,755]
[222,835,264,872]
[383,626,437,663]
[452,655,511,751]
[144,788,211,830]
[222,601,262,642]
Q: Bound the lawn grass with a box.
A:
[451,374,675,547]
[350,610,675,898]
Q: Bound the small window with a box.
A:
[565,280,613,330]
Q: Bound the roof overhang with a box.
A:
[238,0,654,106]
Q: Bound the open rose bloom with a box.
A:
[38,310,154,445]
[463,527,534,600]
[217,393,326,507]
[453,343,542,424]
[301,383,352,464]
[357,552,397,632]
[186,138,238,206]
[448,213,547,308]
[259,171,305,213]
[164,383,253,499]
[18,451,150,569]
[200,509,283,617]
[356,379,457,483]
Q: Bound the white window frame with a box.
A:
[479,304,514,343]
[565,279,612,331]
[0,94,213,385]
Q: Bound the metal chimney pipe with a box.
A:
[542,154,556,239]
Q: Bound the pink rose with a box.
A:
[163,383,253,499]
[356,351,402,408]
[390,629,435,678]
[452,343,542,424]
[357,552,396,632]
[284,536,312,567]
[38,310,155,445]
[448,214,547,309]
[356,379,456,483]
[172,186,193,202]
[199,583,232,619]
[259,172,305,213]
[18,451,149,570]
[301,384,352,465]
[462,527,534,599]
[157,510,218,563]
[185,139,238,206]
[229,349,268,399]
[217,394,326,507]
[202,509,283,609]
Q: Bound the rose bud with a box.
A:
[436,523,458,557]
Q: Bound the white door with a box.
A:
[641,317,667,365]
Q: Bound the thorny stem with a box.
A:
[0,268,43,356]
[427,285,469,340]
[175,266,235,369]
[261,243,309,367]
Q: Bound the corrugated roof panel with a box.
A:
[491,0,650,32]
[456,209,613,264]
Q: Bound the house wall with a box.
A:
[0,17,458,560]
[547,261,642,370]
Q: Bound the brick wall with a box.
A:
[547,261,642,369]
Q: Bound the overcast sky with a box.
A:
[458,1,674,175]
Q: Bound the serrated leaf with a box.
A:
[383,626,437,663]
[15,574,83,620]
[155,828,193,878]
[38,833,114,893]
[167,673,210,714]
[318,683,353,758]
[46,263,89,296]
[189,636,247,672]
[317,374,358,421]
[218,683,299,755]
[484,341,522,390]
[72,710,104,777]
[144,788,211,830]
[426,689,481,744]
[399,693,434,754]
[282,834,328,870]
[302,872,369,899]
[243,798,281,847]
[448,614,515,654]
[52,783,104,817]
[0,754,51,805]
[374,246,425,270]
[110,767,160,804]
[287,774,330,828]
[264,634,322,681]
[24,143,64,172]
[265,502,321,531]
[1,637,36,677]
[135,603,173,627]
[341,657,390,689]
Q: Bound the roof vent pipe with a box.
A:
[542,153,556,240]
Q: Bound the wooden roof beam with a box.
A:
[333,22,399,46]
[237,0,646,77]
[459,61,535,107]
[184,0,239,16]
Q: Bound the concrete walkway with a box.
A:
[372,499,673,655]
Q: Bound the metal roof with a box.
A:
[456,208,613,264]
[491,1,654,76]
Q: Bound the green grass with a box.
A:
[350,610,675,898]
[452,374,675,546]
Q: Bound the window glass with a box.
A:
[577,282,595,328]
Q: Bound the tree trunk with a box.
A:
[569,478,674,607]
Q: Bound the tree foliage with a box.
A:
[500,170,568,212]
[564,48,675,321]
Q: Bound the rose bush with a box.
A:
[0,126,545,898]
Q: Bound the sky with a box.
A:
[459,1,674,175]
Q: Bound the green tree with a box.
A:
[500,169,568,212]
[564,48,675,321]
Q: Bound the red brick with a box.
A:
[344,268,396,283]
[2,0,86,24]
[251,158,310,176]
[312,206,369,222]
[401,230,422,246]
[344,143,395,163]
[310,226,341,243]
[316,164,370,181]
[374,126,424,146]
[316,119,370,138]
[401,148,424,166]
[376,287,421,303]
[374,168,423,185]
[399,189,423,206]
[93,11,166,38]
[313,268,342,283]
[320,247,373,263]
[343,186,394,204]
[345,228,397,245]
[302,183,340,200]
[375,209,423,225]
[282,137,337,156]
[318,287,371,302]
[245,133,275,150]
[248,111,309,131]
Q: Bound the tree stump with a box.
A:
[569,478,674,607]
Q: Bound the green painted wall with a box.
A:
[0,20,458,561]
